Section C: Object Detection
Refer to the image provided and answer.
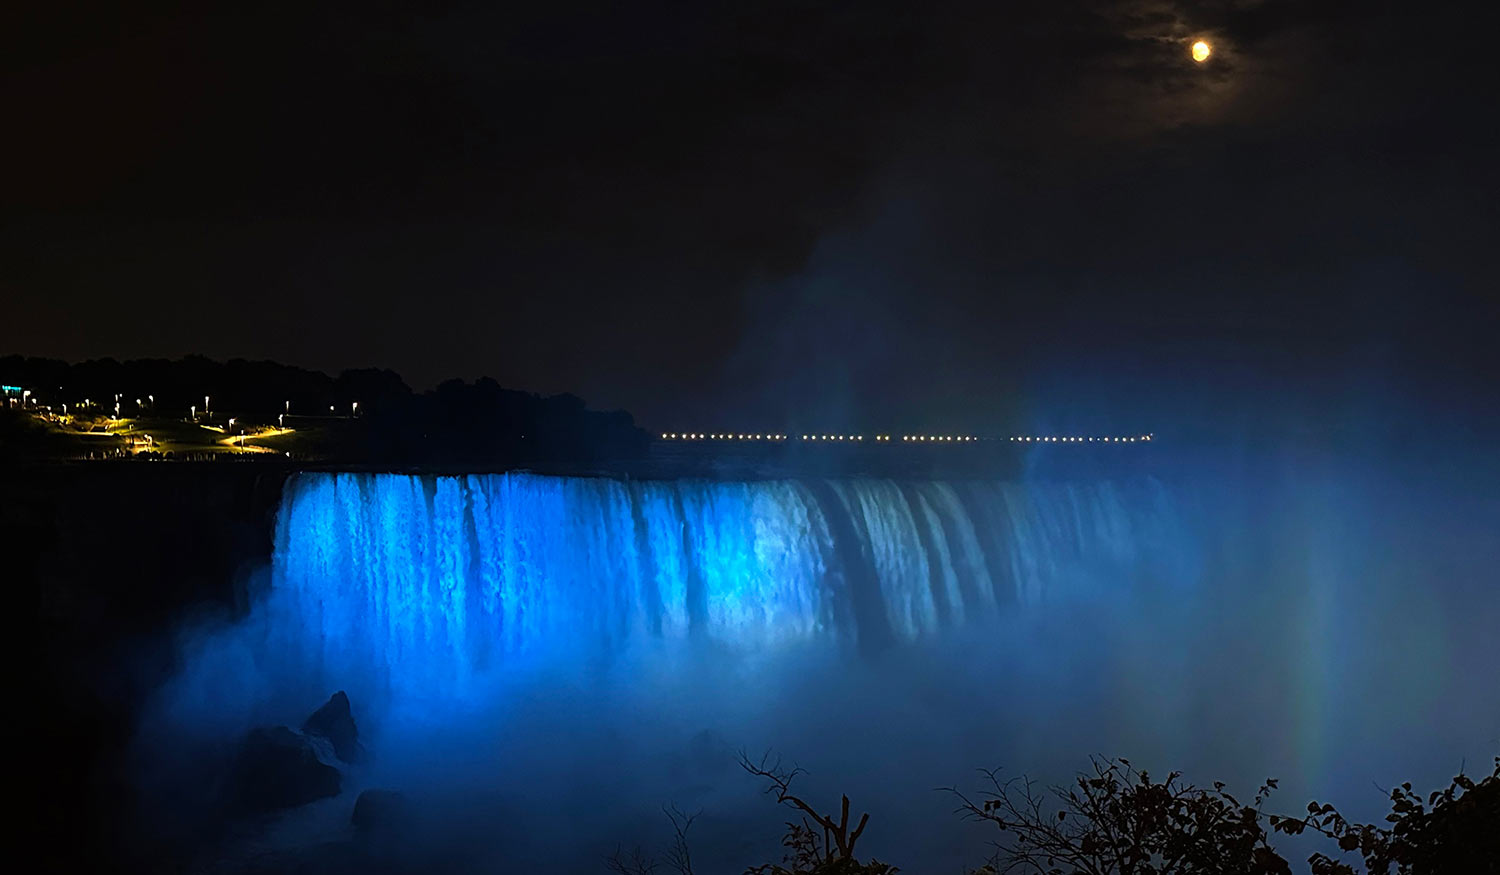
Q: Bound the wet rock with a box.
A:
[351,789,409,833]
[303,690,363,763]
[231,726,341,812]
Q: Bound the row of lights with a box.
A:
[661,433,788,440]
[659,433,980,442]
[1010,435,1153,443]
[40,397,351,414]
[660,433,1155,444]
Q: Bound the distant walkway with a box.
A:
[658,432,1154,444]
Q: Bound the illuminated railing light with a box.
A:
[664,429,1149,445]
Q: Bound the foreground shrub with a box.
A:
[611,753,1498,874]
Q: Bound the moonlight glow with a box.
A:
[1192,40,1212,62]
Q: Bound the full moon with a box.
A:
[1192,40,1212,62]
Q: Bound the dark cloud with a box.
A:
[2,1,1494,427]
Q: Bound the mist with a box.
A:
[129,443,1500,874]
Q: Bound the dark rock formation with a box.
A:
[351,789,409,833]
[302,690,362,763]
[231,726,341,812]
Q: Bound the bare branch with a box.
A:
[663,804,699,875]
[738,748,877,862]
[605,844,659,875]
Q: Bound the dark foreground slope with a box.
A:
[3,463,283,871]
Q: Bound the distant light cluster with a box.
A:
[660,433,788,441]
[657,433,1154,444]
[1009,435,1153,443]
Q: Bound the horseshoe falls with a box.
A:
[148,463,1500,873]
[270,472,1188,708]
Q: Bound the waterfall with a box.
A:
[270,472,1187,706]
[144,461,1499,875]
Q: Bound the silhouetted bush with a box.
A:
[739,751,899,875]
[951,757,1292,874]
[1273,757,1500,874]
[617,754,1498,874]
[957,755,1500,874]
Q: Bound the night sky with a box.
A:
[5,1,1495,433]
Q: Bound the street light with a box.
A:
[352,401,359,417]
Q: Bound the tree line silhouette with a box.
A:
[0,355,647,464]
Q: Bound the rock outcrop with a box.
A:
[230,725,342,812]
[302,690,363,763]
[351,788,409,833]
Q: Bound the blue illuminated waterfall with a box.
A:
[271,473,1187,706]
[143,461,1500,875]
